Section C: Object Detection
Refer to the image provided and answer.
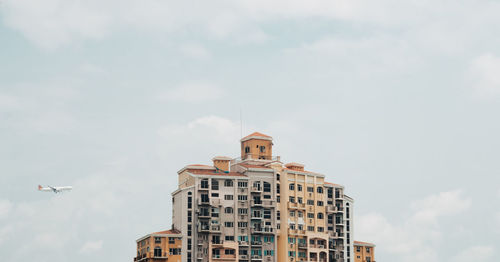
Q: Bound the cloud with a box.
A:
[157,83,224,103]
[451,246,494,262]
[469,54,500,96]
[79,240,104,254]
[0,94,23,112]
[179,43,211,60]
[356,190,471,262]
[0,200,12,219]
[158,115,240,145]
[5,0,499,49]
[410,190,471,225]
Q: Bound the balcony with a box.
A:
[211,199,221,206]
[238,241,249,246]
[298,242,307,249]
[251,200,263,206]
[239,254,249,260]
[251,186,263,193]
[197,239,204,245]
[251,255,263,260]
[198,198,210,206]
[211,225,221,232]
[251,214,263,220]
[198,184,209,191]
[198,225,210,232]
[251,241,262,246]
[288,202,306,209]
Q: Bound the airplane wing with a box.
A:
[55,186,73,192]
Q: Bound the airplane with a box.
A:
[38,185,73,193]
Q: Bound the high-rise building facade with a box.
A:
[136,132,359,262]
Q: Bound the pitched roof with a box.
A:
[241,132,273,141]
[152,229,181,235]
[212,156,232,161]
[354,241,376,247]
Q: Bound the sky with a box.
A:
[0,0,499,261]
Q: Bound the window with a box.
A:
[276,174,280,181]
[264,209,271,219]
[154,247,162,257]
[317,227,324,232]
[238,222,248,227]
[307,200,314,205]
[307,226,314,231]
[225,207,233,214]
[297,197,303,204]
[245,146,250,153]
[366,247,370,253]
[224,180,233,187]
[224,195,233,200]
[289,183,295,190]
[277,211,280,220]
[238,195,247,201]
[225,236,234,241]
[290,211,295,217]
[224,222,234,227]
[356,247,361,252]
[307,187,314,192]
[260,146,266,153]
[298,211,303,217]
[211,193,219,197]
[238,181,247,188]
[155,237,161,243]
[238,208,248,214]
[169,237,175,244]
[317,213,324,219]
[211,180,219,190]
[276,184,280,194]
[317,187,323,193]
[317,201,324,206]
[225,249,235,255]
[201,194,209,203]
[263,182,271,192]
[201,179,209,189]
[297,184,302,191]
[289,196,295,203]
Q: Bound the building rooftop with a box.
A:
[240,132,273,142]
[354,241,376,247]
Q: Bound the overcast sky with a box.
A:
[1,1,500,261]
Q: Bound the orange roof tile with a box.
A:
[354,241,375,246]
[152,229,181,235]
[241,132,272,140]
[188,169,247,177]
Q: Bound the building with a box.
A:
[135,229,182,262]
[353,241,375,262]
[136,132,362,262]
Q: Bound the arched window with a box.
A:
[154,247,162,257]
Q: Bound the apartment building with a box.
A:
[134,229,182,262]
[136,132,358,262]
[353,241,375,262]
